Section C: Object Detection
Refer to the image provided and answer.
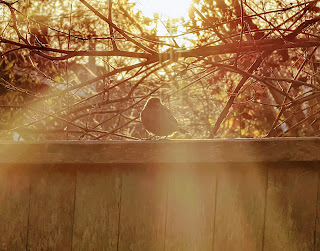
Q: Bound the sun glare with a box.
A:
[135,0,192,19]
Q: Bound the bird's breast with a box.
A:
[141,107,179,136]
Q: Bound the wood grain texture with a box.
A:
[118,166,167,251]
[165,165,216,251]
[214,164,267,251]
[315,165,320,250]
[0,165,30,250]
[264,163,318,251]
[27,165,76,250]
[72,165,120,250]
[0,138,319,164]
[0,141,319,250]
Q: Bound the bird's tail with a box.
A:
[178,127,188,134]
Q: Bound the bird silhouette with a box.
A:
[140,97,187,136]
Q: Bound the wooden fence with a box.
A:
[0,138,320,250]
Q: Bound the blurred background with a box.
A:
[0,0,319,140]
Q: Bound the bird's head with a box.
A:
[144,97,162,109]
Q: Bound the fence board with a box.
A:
[118,166,167,251]
[164,165,216,251]
[0,165,30,250]
[213,164,267,251]
[72,165,120,250]
[27,165,76,250]
[264,163,318,251]
[316,170,320,250]
[1,138,319,164]
[0,140,319,250]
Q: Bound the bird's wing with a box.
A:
[141,109,157,130]
[159,106,179,130]
[141,104,180,136]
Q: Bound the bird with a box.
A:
[140,97,187,136]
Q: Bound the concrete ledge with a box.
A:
[0,138,319,164]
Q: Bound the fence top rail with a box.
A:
[0,138,319,164]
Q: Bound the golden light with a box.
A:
[134,0,192,19]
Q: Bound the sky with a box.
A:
[133,0,192,19]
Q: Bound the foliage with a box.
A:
[0,0,319,140]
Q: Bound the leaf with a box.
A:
[233,119,239,129]
[242,112,253,120]
[228,119,233,129]
[54,76,60,83]
[46,99,52,105]
[4,60,15,71]
[179,81,187,88]
[241,128,248,135]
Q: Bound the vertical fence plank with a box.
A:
[315,167,320,250]
[27,165,76,250]
[0,165,30,250]
[118,165,167,251]
[0,141,319,250]
[72,165,120,250]
[164,165,216,251]
[213,164,267,251]
[264,164,318,251]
